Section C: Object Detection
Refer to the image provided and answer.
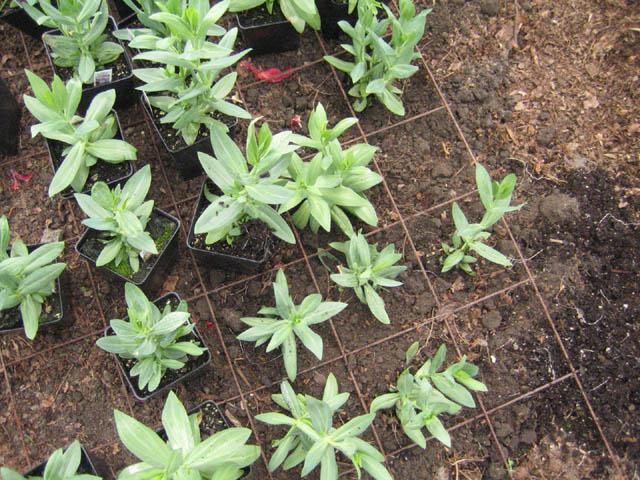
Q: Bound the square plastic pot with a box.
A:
[75,208,180,296]
[0,244,70,336]
[25,444,98,476]
[42,17,135,112]
[140,93,238,180]
[112,0,134,19]
[318,0,355,39]
[236,9,300,55]
[0,7,49,38]
[0,77,21,157]
[104,292,212,402]
[186,181,272,273]
[45,109,134,200]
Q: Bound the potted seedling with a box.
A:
[0,77,20,157]
[441,163,523,275]
[97,283,210,401]
[371,342,487,449]
[281,103,382,236]
[0,0,49,38]
[228,0,320,54]
[114,391,260,477]
[321,231,406,324]
[237,269,347,381]
[132,0,251,179]
[256,373,393,479]
[0,216,67,340]
[0,440,100,479]
[23,72,136,199]
[324,0,430,115]
[188,121,298,272]
[74,165,180,294]
[22,0,134,110]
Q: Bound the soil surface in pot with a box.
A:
[0,293,62,331]
[158,402,228,441]
[78,209,176,282]
[237,5,288,28]
[113,296,210,399]
[189,181,272,262]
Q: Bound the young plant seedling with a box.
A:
[228,0,320,33]
[114,391,260,478]
[195,120,298,246]
[75,165,158,274]
[371,343,487,449]
[237,269,347,381]
[132,0,251,145]
[0,216,66,340]
[325,232,406,324]
[0,440,99,480]
[22,0,124,84]
[114,0,190,43]
[23,71,137,197]
[96,283,206,392]
[441,163,523,274]
[280,104,382,236]
[256,373,392,480]
[324,0,430,115]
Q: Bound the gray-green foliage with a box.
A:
[441,163,523,274]
[280,103,382,236]
[256,373,392,480]
[114,391,260,479]
[0,216,65,340]
[22,0,124,84]
[130,0,251,145]
[23,71,137,197]
[228,0,320,33]
[75,165,157,274]
[324,0,429,115]
[325,232,406,324]
[371,343,487,449]
[96,283,205,392]
[114,0,182,39]
[195,120,298,245]
[0,440,100,480]
[237,269,346,381]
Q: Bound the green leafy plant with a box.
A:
[290,102,358,157]
[22,0,124,84]
[441,163,523,274]
[371,343,487,448]
[237,269,346,381]
[195,120,298,246]
[75,165,158,274]
[23,71,137,197]
[228,0,320,34]
[0,216,66,340]
[256,373,392,480]
[0,440,100,480]
[96,283,206,392]
[114,0,187,41]
[324,0,430,115]
[324,232,406,324]
[132,0,251,145]
[114,391,260,479]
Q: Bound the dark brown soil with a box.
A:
[77,209,178,283]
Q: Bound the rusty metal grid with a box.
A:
[0,6,625,479]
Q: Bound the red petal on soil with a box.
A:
[206,321,215,329]
[14,171,32,182]
[290,114,302,130]
[9,169,32,191]
[240,60,294,84]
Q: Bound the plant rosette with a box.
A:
[44,108,134,200]
[76,207,180,294]
[10,442,100,479]
[42,17,135,111]
[102,292,211,402]
[234,4,300,54]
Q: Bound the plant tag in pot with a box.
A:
[94,69,113,86]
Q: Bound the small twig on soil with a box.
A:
[597,212,640,227]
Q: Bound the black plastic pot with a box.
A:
[45,109,134,200]
[0,6,49,39]
[318,0,355,39]
[236,7,300,55]
[155,400,252,478]
[76,208,180,296]
[104,292,212,402]
[187,181,272,273]
[42,17,135,111]
[0,244,69,336]
[25,444,98,476]
[140,93,238,180]
[111,0,134,19]
[0,77,20,157]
